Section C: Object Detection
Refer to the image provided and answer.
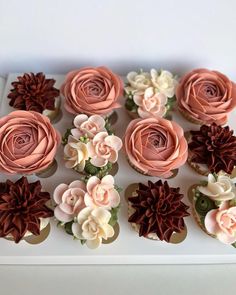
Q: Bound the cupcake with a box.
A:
[53,175,121,249]
[188,123,236,176]
[62,114,122,178]
[176,68,236,125]
[7,73,61,122]
[124,69,178,119]
[0,177,53,243]
[61,67,123,117]
[124,117,188,178]
[128,180,189,242]
[0,110,61,175]
[189,172,236,246]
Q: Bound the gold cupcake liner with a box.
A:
[36,159,58,178]
[4,222,51,245]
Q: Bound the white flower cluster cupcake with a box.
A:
[54,175,121,249]
[62,114,123,178]
[124,69,178,119]
[191,172,236,246]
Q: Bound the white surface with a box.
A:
[0,264,235,295]
[0,76,6,100]
[0,0,236,80]
[1,73,236,265]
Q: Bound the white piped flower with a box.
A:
[72,207,114,249]
[198,173,236,202]
[127,71,152,91]
[64,135,89,170]
[150,69,178,98]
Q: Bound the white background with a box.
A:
[0,0,236,294]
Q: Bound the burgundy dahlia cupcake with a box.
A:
[188,123,236,176]
[0,177,53,243]
[127,180,189,242]
[8,72,61,122]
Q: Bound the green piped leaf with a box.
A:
[62,128,72,145]
[125,97,138,112]
[64,221,73,236]
[109,206,120,227]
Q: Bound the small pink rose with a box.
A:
[84,175,120,209]
[133,87,167,118]
[61,67,123,116]
[87,132,123,167]
[124,117,188,177]
[205,204,236,244]
[71,114,106,140]
[0,110,61,174]
[53,180,86,222]
[176,68,236,125]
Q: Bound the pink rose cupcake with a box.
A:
[189,172,236,247]
[62,114,122,178]
[124,69,178,119]
[61,67,123,116]
[124,117,188,178]
[54,175,121,249]
[0,110,61,175]
[176,68,236,125]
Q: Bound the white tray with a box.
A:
[0,73,236,265]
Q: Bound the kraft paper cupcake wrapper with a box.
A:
[4,223,51,245]
[179,108,205,125]
[125,183,187,244]
[127,158,179,179]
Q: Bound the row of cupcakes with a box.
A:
[2,171,235,248]
[0,66,236,250]
[6,67,236,125]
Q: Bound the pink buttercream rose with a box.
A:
[87,132,123,167]
[124,117,188,177]
[61,67,123,116]
[53,180,86,222]
[71,114,106,140]
[133,87,167,118]
[205,204,236,244]
[0,110,61,174]
[84,175,120,209]
[176,68,236,125]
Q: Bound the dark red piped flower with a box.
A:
[189,123,236,174]
[0,177,53,243]
[128,180,189,242]
[8,72,59,113]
